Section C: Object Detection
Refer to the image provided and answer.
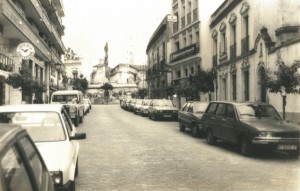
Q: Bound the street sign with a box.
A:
[167,15,177,23]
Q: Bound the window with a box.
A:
[181,16,185,28]
[1,145,32,191]
[232,74,236,100]
[244,71,249,101]
[207,103,217,114]
[187,103,193,112]
[185,68,188,76]
[182,102,191,111]
[230,25,236,59]
[62,109,73,136]
[221,31,227,54]
[20,137,48,190]
[226,104,236,119]
[216,103,226,117]
[191,67,194,74]
[175,41,180,51]
[177,70,181,78]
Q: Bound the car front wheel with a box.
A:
[207,129,216,145]
[179,121,185,132]
[191,125,199,137]
[240,137,253,156]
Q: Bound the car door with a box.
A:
[18,135,54,191]
[219,104,239,142]
[202,102,218,132]
[214,103,227,138]
[61,110,78,176]
[179,102,191,126]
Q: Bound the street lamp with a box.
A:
[55,63,62,90]
[280,86,287,120]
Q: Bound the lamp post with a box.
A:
[280,86,287,120]
[55,63,62,90]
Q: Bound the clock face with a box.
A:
[17,43,35,59]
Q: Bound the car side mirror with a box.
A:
[70,133,86,140]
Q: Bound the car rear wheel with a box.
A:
[179,121,185,132]
[191,125,199,137]
[207,129,216,145]
[240,137,253,156]
[74,116,79,127]
[69,181,75,191]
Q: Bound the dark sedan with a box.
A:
[178,101,209,137]
[201,101,300,157]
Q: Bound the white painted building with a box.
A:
[210,0,300,123]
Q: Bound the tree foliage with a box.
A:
[194,67,215,94]
[264,60,300,94]
[72,76,89,93]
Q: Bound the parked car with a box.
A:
[0,124,55,191]
[133,99,143,114]
[201,101,300,157]
[83,98,91,115]
[0,104,87,190]
[51,90,85,127]
[139,99,152,117]
[84,98,92,110]
[148,99,178,121]
[127,99,137,112]
[178,101,209,137]
[121,98,131,111]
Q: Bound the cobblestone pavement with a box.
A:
[75,105,300,191]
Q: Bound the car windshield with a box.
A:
[193,102,209,113]
[142,100,152,106]
[236,104,282,119]
[52,95,77,103]
[0,112,66,142]
[152,100,175,107]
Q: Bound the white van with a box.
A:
[50,90,85,127]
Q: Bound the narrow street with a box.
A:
[76,104,300,191]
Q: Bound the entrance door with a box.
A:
[0,82,4,106]
[260,68,267,102]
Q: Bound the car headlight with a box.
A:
[258,131,275,137]
[50,171,63,185]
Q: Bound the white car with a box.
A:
[83,98,91,114]
[0,104,86,191]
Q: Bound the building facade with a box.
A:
[64,48,83,89]
[146,15,172,99]
[170,0,223,106]
[0,0,65,104]
[210,0,300,123]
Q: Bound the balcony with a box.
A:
[170,43,199,62]
[0,53,15,72]
[230,43,236,59]
[5,0,52,60]
[241,36,249,55]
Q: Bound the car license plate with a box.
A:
[164,115,172,117]
[278,145,297,150]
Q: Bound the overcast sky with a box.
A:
[62,0,171,74]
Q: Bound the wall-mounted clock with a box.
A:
[17,43,35,59]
